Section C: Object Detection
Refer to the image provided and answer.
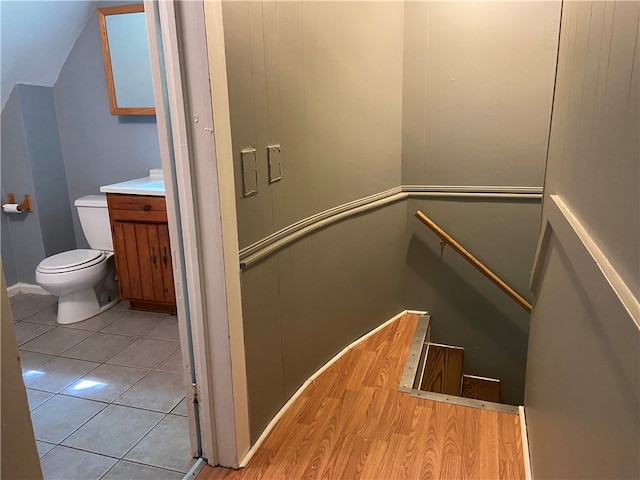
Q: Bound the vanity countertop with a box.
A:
[100,168,165,196]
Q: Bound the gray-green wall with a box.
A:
[401,1,560,186]
[224,1,407,440]
[405,198,541,405]
[224,1,561,440]
[525,1,639,477]
[224,1,404,248]
[401,1,560,405]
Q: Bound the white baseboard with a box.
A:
[6,283,49,297]
[238,309,425,467]
[519,406,532,480]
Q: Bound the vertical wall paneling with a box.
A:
[401,1,430,184]
[545,0,639,295]
[402,1,561,186]
[401,1,561,404]
[526,1,639,477]
[223,1,272,245]
[248,0,273,205]
[272,0,309,233]
[241,255,284,442]
[226,1,404,248]
[223,0,563,441]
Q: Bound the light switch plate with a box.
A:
[241,147,258,197]
[267,144,282,183]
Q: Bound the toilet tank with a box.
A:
[74,194,113,251]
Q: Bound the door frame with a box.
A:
[144,0,249,468]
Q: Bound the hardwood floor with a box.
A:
[197,314,525,480]
[462,375,502,403]
[419,344,465,396]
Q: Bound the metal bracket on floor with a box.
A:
[398,314,431,392]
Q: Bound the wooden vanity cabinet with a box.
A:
[106,194,176,313]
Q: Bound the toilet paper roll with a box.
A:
[2,203,22,214]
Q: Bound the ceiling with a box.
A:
[0,0,97,110]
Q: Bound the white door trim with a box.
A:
[145,0,250,468]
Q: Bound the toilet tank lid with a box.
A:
[75,194,107,208]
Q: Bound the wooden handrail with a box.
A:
[415,210,532,313]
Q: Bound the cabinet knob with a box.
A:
[143,205,151,211]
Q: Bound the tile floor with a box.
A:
[10,293,196,480]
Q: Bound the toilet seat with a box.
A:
[37,249,106,274]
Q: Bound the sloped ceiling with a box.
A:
[0,0,98,110]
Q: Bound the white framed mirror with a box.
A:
[98,4,155,115]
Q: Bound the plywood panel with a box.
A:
[271,0,309,233]
[278,203,406,403]
[526,235,639,479]
[546,0,639,294]
[402,1,560,187]
[527,2,640,476]
[241,255,285,442]
[225,1,404,247]
[222,1,273,247]
[401,1,430,184]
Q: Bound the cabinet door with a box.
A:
[147,224,176,303]
[112,221,175,304]
[158,224,175,303]
[112,222,142,299]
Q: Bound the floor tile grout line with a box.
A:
[56,331,139,364]
[56,410,168,463]
[36,396,109,449]
[19,328,97,356]
[11,300,58,322]
[116,412,169,464]
[114,413,196,476]
[97,456,190,480]
[103,342,181,371]
[16,324,57,348]
[12,294,192,478]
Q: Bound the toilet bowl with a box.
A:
[36,249,118,324]
[35,194,119,325]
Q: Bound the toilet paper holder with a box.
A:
[2,193,32,213]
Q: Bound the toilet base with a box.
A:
[56,287,119,325]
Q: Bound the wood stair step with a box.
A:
[419,343,464,396]
[461,374,501,403]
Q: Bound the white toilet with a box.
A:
[36,194,119,325]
